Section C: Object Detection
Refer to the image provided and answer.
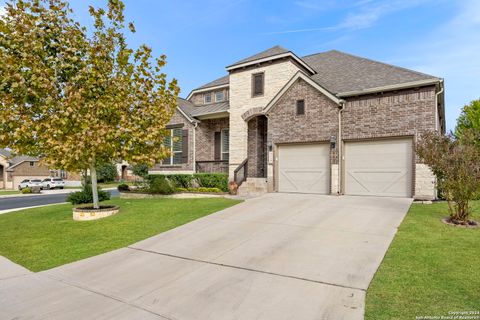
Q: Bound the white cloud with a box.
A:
[265,0,428,35]
[0,6,6,18]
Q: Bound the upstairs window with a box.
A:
[252,72,264,97]
[204,92,212,104]
[29,161,34,167]
[163,128,183,165]
[296,100,305,115]
[215,91,225,102]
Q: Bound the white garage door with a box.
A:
[345,139,413,197]
[278,144,330,194]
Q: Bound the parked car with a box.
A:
[41,178,65,190]
[18,179,42,190]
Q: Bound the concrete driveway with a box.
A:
[0,193,411,320]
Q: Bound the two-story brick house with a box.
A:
[149,46,445,200]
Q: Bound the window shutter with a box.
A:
[182,129,189,164]
[214,132,221,160]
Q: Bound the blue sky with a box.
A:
[2,0,479,131]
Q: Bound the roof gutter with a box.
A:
[336,78,442,98]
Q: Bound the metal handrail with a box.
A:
[233,158,248,186]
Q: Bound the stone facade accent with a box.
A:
[414,163,436,200]
[149,108,195,173]
[331,164,339,194]
[241,107,264,122]
[228,60,301,178]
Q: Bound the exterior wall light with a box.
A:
[330,135,337,149]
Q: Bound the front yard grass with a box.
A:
[0,190,21,196]
[0,197,241,272]
[365,201,480,319]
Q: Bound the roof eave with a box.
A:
[193,110,230,120]
[226,52,316,75]
[186,84,230,101]
[337,78,442,97]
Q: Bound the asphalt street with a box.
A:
[0,190,119,211]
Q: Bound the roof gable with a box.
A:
[227,45,289,68]
[264,71,343,114]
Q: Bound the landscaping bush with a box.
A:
[68,184,110,205]
[417,130,480,223]
[193,173,228,192]
[117,184,130,192]
[147,175,175,194]
[21,187,32,194]
[164,174,195,188]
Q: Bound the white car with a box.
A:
[18,179,42,190]
[41,178,65,190]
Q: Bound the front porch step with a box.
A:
[237,178,268,197]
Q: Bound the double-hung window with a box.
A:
[163,128,183,165]
[221,129,229,161]
[215,91,224,102]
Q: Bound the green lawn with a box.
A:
[0,190,21,196]
[0,197,241,272]
[365,201,480,319]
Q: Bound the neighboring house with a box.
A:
[149,46,445,200]
[0,149,80,189]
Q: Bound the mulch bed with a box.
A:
[442,217,479,228]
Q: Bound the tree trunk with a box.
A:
[90,163,100,209]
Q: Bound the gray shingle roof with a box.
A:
[227,45,290,68]
[302,50,439,95]
[196,75,229,90]
[177,98,229,120]
[189,47,440,101]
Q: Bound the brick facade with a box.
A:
[149,109,195,173]
[196,117,229,162]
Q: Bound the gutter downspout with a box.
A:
[338,100,346,195]
[434,80,444,132]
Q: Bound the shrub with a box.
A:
[117,184,130,192]
[21,187,32,194]
[68,184,110,205]
[193,173,228,192]
[417,130,480,223]
[97,163,117,183]
[148,175,175,194]
[164,174,195,188]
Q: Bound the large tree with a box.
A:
[0,0,179,208]
[455,99,480,143]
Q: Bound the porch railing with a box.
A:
[195,160,228,174]
[233,158,248,186]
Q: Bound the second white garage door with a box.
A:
[344,139,413,197]
[278,144,330,194]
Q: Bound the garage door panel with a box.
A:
[345,139,412,197]
[278,144,329,194]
